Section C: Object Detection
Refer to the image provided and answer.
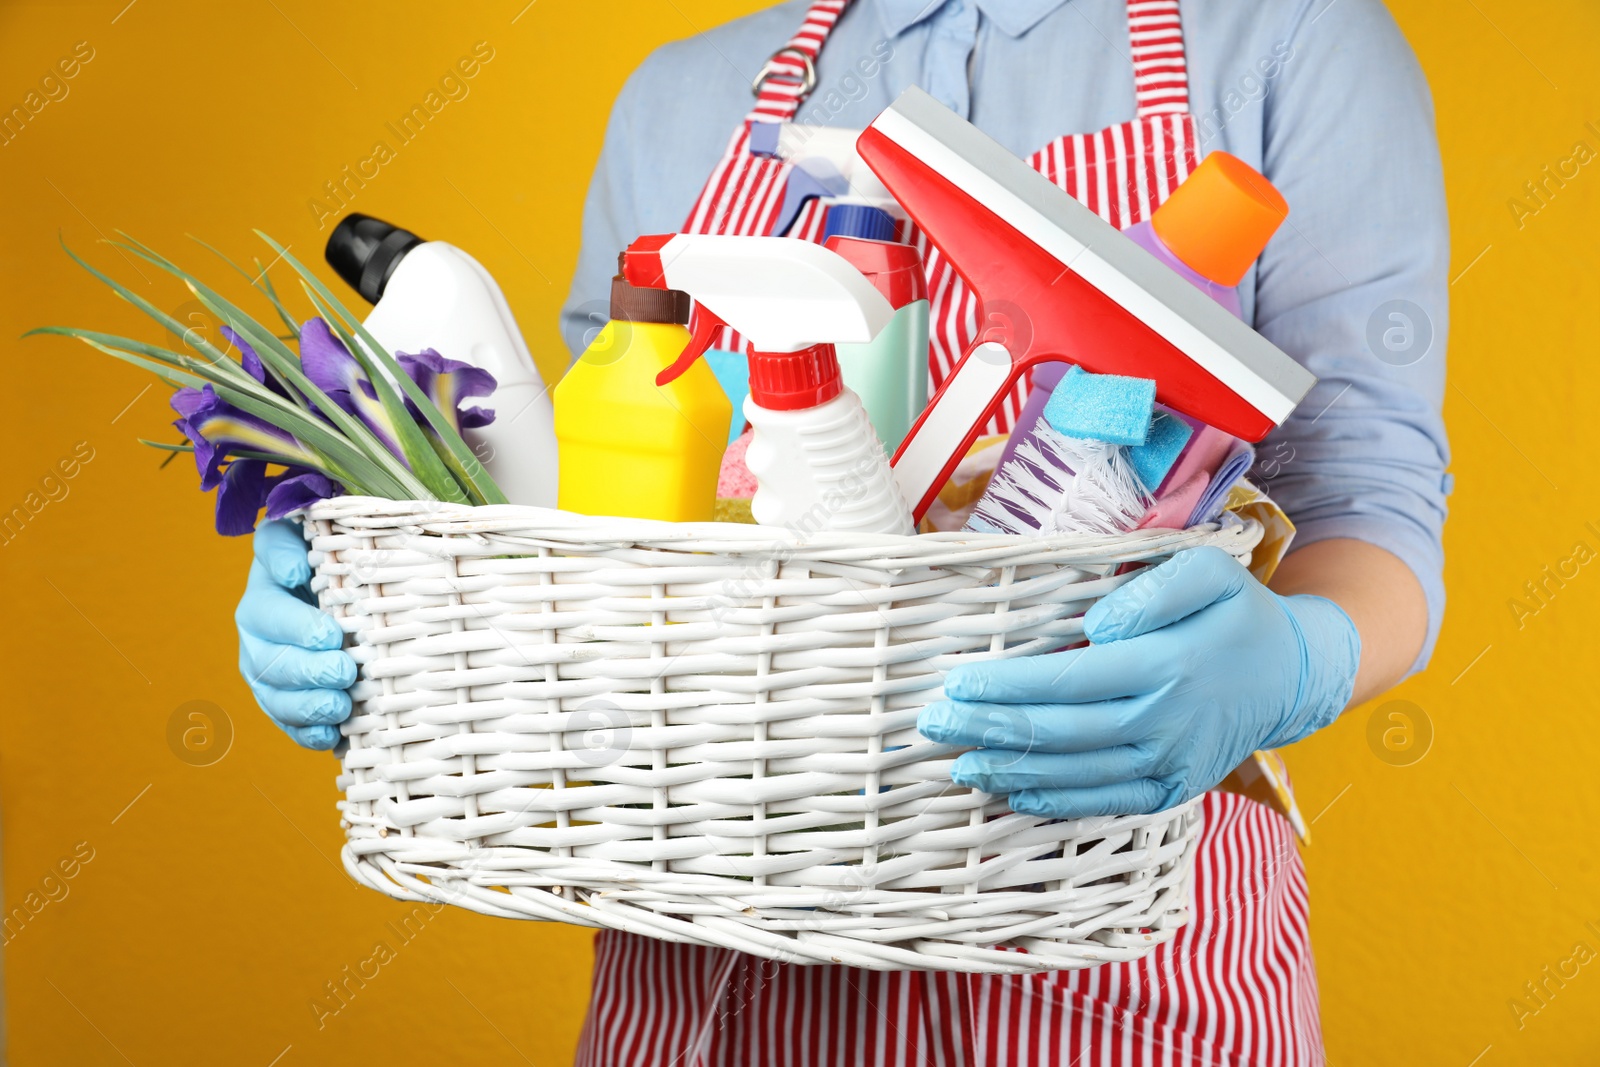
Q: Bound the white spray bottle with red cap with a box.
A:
[623,234,914,537]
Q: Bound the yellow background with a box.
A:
[1,1,1596,1063]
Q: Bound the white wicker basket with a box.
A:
[304,496,1262,974]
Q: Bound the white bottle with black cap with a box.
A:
[325,213,557,508]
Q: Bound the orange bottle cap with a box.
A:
[1150,151,1288,287]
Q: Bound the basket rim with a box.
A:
[304,495,1261,569]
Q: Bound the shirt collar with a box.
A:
[875,0,1070,39]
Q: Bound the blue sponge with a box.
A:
[1128,410,1194,491]
[1042,365,1156,446]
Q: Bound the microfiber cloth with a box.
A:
[704,349,750,447]
[1160,422,1236,490]
[1135,423,1255,529]
[1137,472,1209,530]
[1128,410,1194,492]
[1042,365,1156,446]
[1186,439,1257,525]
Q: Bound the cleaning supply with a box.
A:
[1128,410,1194,491]
[965,424,1150,538]
[1119,150,1285,519]
[325,213,558,508]
[1042,366,1157,446]
[965,366,1167,538]
[974,146,1292,536]
[992,363,1068,473]
[1124,149,1288,313]
[1186,437,1257,525]
[972,357,1162,539]
[823,203,898,243]
[1136,421,1240,528]
[854,87,1316,521]
[622,233,913,536]
[991,150,1283,490]
[552,264,730,522]
[823,230,929,456]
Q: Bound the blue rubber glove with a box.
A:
[917,546,1361,819]
[235,519,357,750]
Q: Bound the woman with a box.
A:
[236,0,1448,1061]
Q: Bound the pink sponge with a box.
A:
[718,429,758,498]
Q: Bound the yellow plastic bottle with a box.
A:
[554,271,731,521]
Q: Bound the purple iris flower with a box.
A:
[166,319,499,535]
[299,318,406,459]
[212,459,271,537]
[397,349,497,433]
[169,325,338,535]
[265,470,338,519]
[300,319,498,446]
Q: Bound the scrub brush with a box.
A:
[965,422,1152,537]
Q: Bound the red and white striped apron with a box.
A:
[578,793,1321,1066]
[578,2,1323,1063]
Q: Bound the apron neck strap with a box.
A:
[747,0,1189,124]
[747,0,853,123]
[1128,0,1192,117]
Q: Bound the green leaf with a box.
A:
[139,439,317,468]
[105,233,309,406]
[210,381,403,498]
[185,233,302,340]
[55,236,243,375]
[255,263,301,340]
[25,327,207,389]
[256,232,509,506]
[299,280,468,504]
[422,429,492,506]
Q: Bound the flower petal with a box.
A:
[265,469,338,518]
[398,348,499,432]
[214,459,270,535]
[172,382,323,482]
[300,317,405,459]
[170,386,210,419]
[174,415,226,490]
[221,325,265,384]
[298,318,363,413]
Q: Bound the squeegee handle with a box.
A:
[890,341,1029,523]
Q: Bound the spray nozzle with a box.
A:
[652,306,726,388]
[623,232,896,406]
[618,237,722,388]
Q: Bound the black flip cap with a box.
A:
[325,213,425,304]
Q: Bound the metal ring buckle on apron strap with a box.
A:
[750,46,818,102]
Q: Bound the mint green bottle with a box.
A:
[823,212,930,455]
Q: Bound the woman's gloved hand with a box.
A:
[917,546,1361,819]
[235,519,356,750]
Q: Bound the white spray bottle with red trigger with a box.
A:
[622,234,914,536]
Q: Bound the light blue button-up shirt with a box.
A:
[560,0,1451,671]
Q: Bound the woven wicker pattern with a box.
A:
[305,496,1262,973]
